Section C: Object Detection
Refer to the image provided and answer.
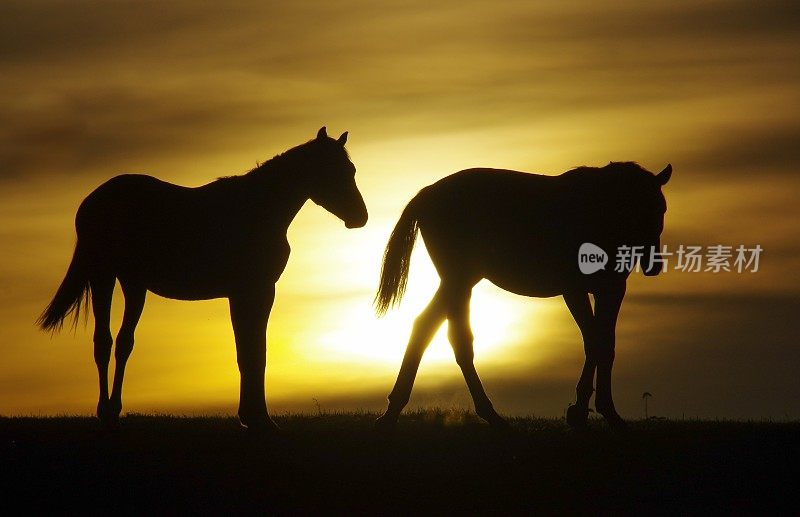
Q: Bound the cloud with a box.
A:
[1,0,800,417]
[2,0,797,182]
[681,122,800,176]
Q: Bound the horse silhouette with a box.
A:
[374,162,672,429]
[38,127,367,431]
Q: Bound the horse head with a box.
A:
[305,127,368,229]
[637,163,672,276]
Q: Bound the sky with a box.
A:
[1,0,798,419]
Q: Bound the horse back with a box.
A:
[416,168,606,296]
[75,174,290,299]
[419,168,579,238]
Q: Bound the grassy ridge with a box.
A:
[1,410,798,514]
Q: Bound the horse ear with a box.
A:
[337,131,348,145]
[656,164,672,186]
[317,127,328,140]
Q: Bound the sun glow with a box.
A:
[310,243,535,366]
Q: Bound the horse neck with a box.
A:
[246,158,312,229]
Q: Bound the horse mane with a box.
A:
[214,139,350,184]
[564,161,647,177]
[561,162,659,191]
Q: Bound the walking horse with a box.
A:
[374,162,672,429]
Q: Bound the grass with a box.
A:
[1,409,798,514]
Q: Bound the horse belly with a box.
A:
[143,262,230,300]
[460,215,572,297]
[483,255,569,298]
[136,237,289,300]
[112,231,230,299]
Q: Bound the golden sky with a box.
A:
[1,0,799,419]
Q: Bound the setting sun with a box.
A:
[313,246,532,366]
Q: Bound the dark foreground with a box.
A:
[1,411,797,514]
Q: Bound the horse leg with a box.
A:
[594,283,626,429]
[107,281,146,425]
[447,285,507,427]
[375,286,447,429]
[229,285,276,432]
[564,291,596,429]
[89,275,115,428]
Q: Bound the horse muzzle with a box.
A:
[345,210,368,229]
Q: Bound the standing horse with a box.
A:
[374,161,671,429]
[38,127,368,431]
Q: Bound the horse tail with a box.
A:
[375,195,424,316]
[37,241,91,333]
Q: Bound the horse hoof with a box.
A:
[566,404,589,429]
[239,416,280,434]
[98,414,121,433]
[604,414,628,431]
[482,412,510,429]
[374,413,398,433]
[96,399,122,430]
